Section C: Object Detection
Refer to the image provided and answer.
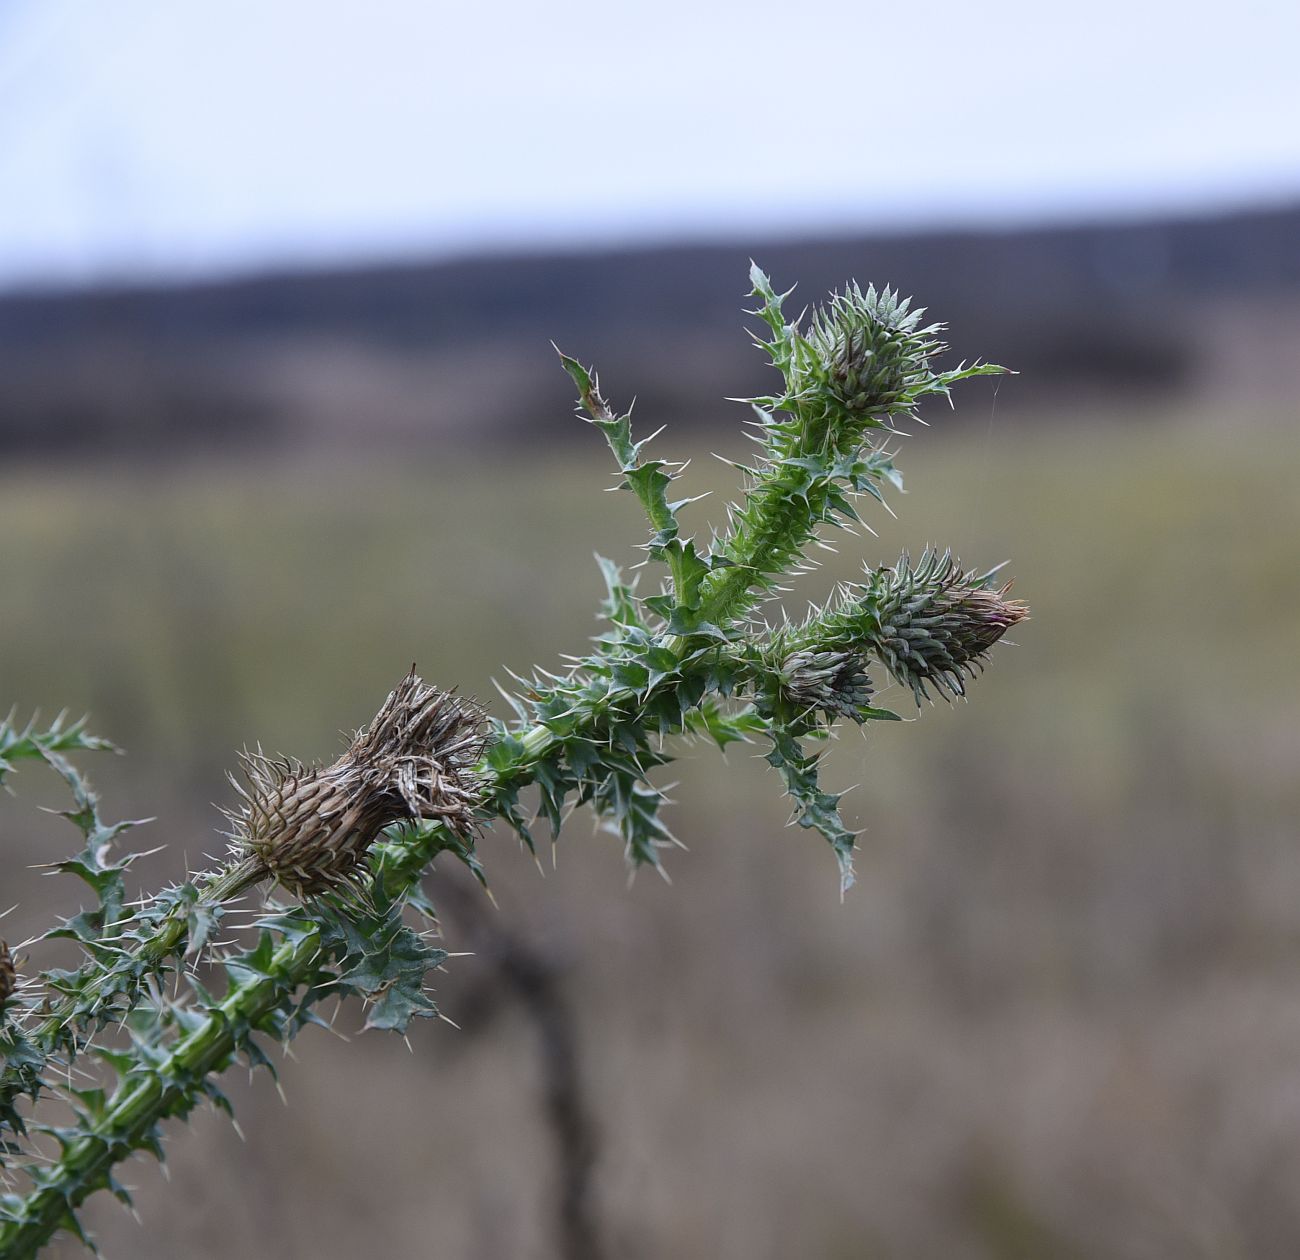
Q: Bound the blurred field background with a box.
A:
[4,3,1300,1257]
[4,397,1299,1258]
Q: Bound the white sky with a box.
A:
[1,0,1298,289]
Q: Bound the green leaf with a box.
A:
[760,716,858,895]
[336,919,445,1034]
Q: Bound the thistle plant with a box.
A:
[0,266,1026,1256]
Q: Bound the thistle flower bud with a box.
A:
[802,283,944,428]
[778,649,875,723]
[859,550,1028,702]
[0,941,15,1017]
[225,671,487,898]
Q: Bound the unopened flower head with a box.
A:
[858,550,1028,702]
[801,283,945,429]
[226,671,487,898]
[778,648,875,723]
[792,550,1027,705]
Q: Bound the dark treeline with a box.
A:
[2,200,1297,456]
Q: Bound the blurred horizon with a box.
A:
[3,188,1300,299]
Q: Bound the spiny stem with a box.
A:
[0,927,321,1259]
[19,859,263,1061]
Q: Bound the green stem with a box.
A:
[692,368,855,631]
[22,859,265,1061]
[0,927,321,1258]
[697,490,804,625]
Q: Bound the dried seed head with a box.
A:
[778,649,875,723]
[0,941,15,1016]
[860,550,1029,703]
[225,670,488,898]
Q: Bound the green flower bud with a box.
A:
[783,550,1028,706]
[777,648,875,723]
[858,550,1028,702]
[801,283,945,430]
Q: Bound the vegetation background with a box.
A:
[2,4,1298,1257]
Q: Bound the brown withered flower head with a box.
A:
[0,940,16,1017]
[224,670,487,899]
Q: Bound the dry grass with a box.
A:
[2,404,1298,1258]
